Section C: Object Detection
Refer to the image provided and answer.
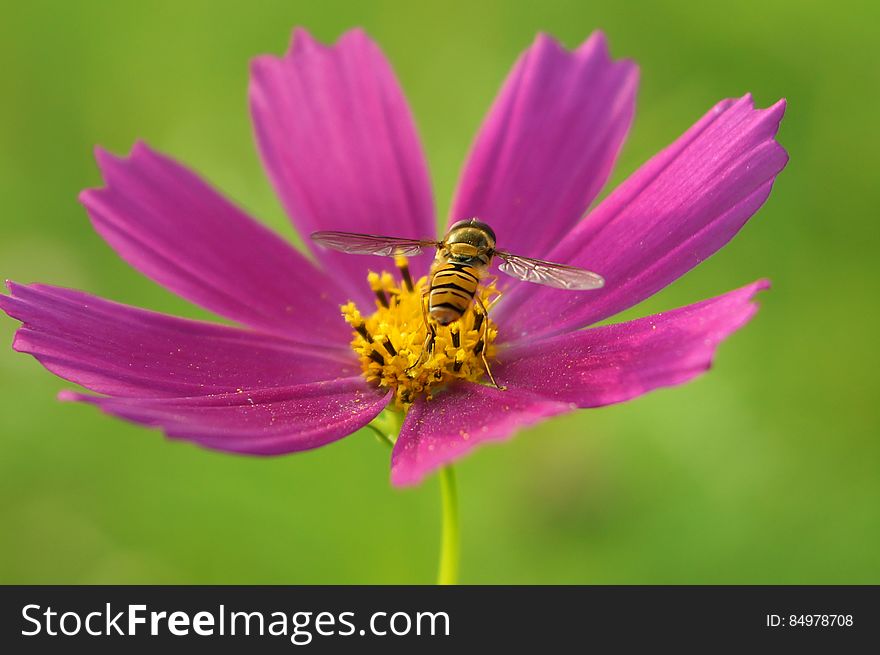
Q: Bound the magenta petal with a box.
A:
[60,378,391,455]
[451,32,638,259]
[0,283,357,398]
[250,28,436,301]
[497,281,768,406]
[390,383,572,487]
[79,142,351,346]
[496,95,788,342]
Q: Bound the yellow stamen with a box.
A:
[341,258,500,409]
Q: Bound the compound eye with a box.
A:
[448,219,496,245]
[449,218,474,231]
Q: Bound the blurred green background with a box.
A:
[1,0,878,584]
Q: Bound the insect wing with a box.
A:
[496,251,605,290]
[310,231,439,257]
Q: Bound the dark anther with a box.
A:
[374,289,389,308]
[453,361,463,373]
[369,350,385,365]
[383,338,397,357]
[473,312,484,332]
[451,330,461,348]
[355,324,370,341]
[398,261,414,292]
[474,339,485,356]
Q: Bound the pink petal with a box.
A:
[390,384,572,487]
[80,142,351,346]
[60,377,391,455]
[250,28,436,302]
[451,32,638,259]
[0,283,356,398]
[496,95,788,342]
[496,281,768,406]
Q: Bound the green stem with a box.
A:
[368,411,459,585]
[364,423,395,448]
[437,465,460,585]
[366,409,403,448]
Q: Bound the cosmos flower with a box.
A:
[0,28,787,487]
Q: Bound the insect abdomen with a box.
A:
[429,262,481,325]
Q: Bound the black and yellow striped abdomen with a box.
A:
[428,261,483,325]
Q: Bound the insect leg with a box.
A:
[475,295,504,390]
[406,290,435,374]
[481,273,503,309]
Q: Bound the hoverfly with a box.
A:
[312,219,604,386]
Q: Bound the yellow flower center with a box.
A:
[341,257,499,409]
